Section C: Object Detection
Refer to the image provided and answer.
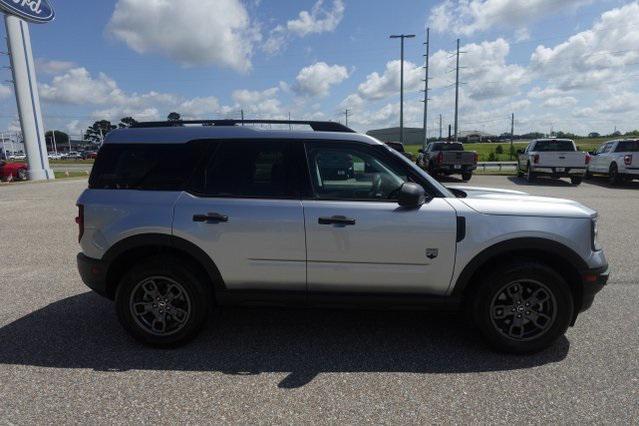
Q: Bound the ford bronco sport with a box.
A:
[77,120,608,353]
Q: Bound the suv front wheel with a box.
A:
[115,256,211,347]
[470,261,573,354]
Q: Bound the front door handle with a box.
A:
[318,216,356,226]
[193,212,229,223]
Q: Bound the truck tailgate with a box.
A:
[442,151,475,165]
[537,152,586,168]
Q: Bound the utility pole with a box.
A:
[390,33,415,144]
[454,38,461,143]
[288,112,292,131]
[52,129,57,154]
[510,113,515,160]
[439,114,443,140]
[421,28,430,150]
[344,109,350,127]
[241,109,244,126]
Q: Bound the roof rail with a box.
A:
[130,119,356,133]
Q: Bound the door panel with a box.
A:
[174,194,306,291]
[303,199,458,295]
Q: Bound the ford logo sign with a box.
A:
[0,0,55,24]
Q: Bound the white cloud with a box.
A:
[107,0,260,72]
[263,0,344,54]
[232,87,282,116]
[542,96,578,108]
[36,59,76,75]
[287,0,344,37]
[429,0,591,36]
[355,60,423,101]
[530,2,639,93]
[294,62,349,97]
[39,68,121,105]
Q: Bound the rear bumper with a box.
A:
[435,165,477,174]
[578,265,609,313]
[531,167,586,177]
[77,253,110,298]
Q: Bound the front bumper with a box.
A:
[77,253,110,298]
[578,265,609,313]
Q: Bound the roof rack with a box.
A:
[130,119,355,133]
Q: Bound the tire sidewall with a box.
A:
[115,256,211,347]
[471,262,573,354]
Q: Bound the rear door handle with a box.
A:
[193,212,228,223]
[318,216,356,226]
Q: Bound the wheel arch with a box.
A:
[102,233,225,300]
[452,238,588,316]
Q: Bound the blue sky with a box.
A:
[1,0,637,137]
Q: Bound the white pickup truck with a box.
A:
[587,139,639,185]
[517,139,588,185]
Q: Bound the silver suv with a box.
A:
[76,120,608,353]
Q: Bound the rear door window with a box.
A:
[199,140,306,199]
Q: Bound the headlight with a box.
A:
[591,218,601,251]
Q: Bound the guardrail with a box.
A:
[477,161,518,171]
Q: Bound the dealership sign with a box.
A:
[0,0,55,24]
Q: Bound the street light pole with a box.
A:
[390,34,415,144]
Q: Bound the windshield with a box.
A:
[533,140,576,152]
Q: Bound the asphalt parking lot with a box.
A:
[0,176,637,424]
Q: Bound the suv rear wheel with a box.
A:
[470,261,573,354]
[115,256,211,347]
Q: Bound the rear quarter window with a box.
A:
[89,142,210,190]
[533,140,576,152]
[616,141,639,152]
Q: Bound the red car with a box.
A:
[0,161,28,182]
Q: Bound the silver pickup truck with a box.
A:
[517,139,588,185]
[417,141,478,181]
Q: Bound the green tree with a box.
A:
[588,132,601,138]
[44,130,69,151]
[84,120,116,143]
[119,117,138,128]
[495,145,504,155]
[167,112,181,122]
[488,151,497,161]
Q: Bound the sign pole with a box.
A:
[5,14,53,180]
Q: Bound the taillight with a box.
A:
[625,154,632,166]
[585,153,592,165]
[437,152,444,165]
[76,204,84,243]
[533,154,540,164]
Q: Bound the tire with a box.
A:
[17,168,27,181]
[461,172,472,181]
[570,176,582,186]
[609,163,621,186]
[115,256,212,347]
[469,261,573,354]
[526,163,536,183]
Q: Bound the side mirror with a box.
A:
[516,149,524,155]
[398,182,428,208]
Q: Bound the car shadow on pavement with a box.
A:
[508,176,575,187]
[0,292,569,389]
[583,176,639,190]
